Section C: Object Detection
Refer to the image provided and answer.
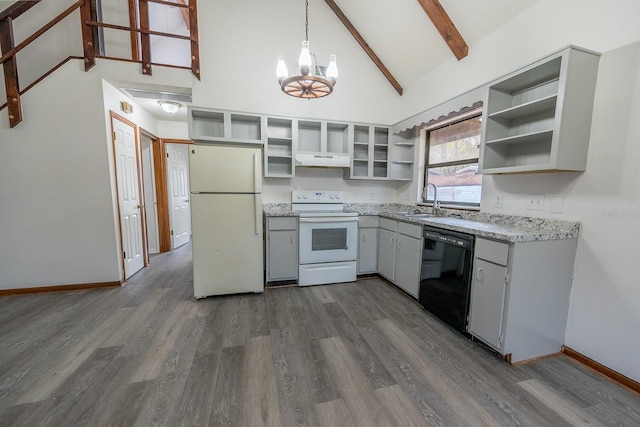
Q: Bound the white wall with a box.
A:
[0,60,120,288]
[0,58,194,289]
[158,121,189,140]
[396,0,640,124]
[262,167,398,204]
[193,0,401,124]
[398,0,640,382]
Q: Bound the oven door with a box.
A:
[299,216,358,264]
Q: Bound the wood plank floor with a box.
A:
[1,243,639,426]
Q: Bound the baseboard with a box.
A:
[0,280,123,296]
[562,346,640,395]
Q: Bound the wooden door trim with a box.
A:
[153,138,192,252]
[139,127,158,265]
[110,111,147,280]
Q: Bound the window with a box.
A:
[423,113,482,207]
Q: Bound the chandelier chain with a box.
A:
[305,0,309,41]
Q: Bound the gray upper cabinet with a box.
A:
[348,125,390,180]
[480,46,600,174]
[189,107,264,145]
[265,117,295,178]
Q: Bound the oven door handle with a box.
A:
[299,217,359,223]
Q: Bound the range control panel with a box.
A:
[292,190,344,203]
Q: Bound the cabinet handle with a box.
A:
[477,268,483,281]
[390,236,395,246]
[397,239,401,249]
[363,234,366,243]
[290,236,294,245]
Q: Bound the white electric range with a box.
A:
[292,190,358,286]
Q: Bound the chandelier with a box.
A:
[276,0,338,99]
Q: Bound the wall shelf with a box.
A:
[480,46,600,174]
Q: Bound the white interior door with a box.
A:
[166,143,191,249]
[112,116,144,279]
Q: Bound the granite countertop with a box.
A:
[263,203,580,243]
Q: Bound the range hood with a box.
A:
[295,153,351,168]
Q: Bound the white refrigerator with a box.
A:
[189,144,264,298]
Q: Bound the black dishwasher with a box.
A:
[418,226,475,333]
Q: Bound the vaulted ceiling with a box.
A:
[329,0,543,94]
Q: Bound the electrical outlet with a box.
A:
[495,194,503,208]
[527,194,545,211]
[369,192,376,200]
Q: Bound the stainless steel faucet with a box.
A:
[424,183,440,209]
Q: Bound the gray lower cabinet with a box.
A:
[377,218,422,297]
[394,224,422,298]
[266,216,298,283]
[468,237,577,363]
[357,216,379,274]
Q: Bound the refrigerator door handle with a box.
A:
[254,193,262,235]
[253,152,260,193]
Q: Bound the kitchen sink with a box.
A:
[405,213,436,219]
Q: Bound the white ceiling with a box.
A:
[112,0,543,119]
[332,0,543,90]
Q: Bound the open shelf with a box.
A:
[298,120,322,152]
[327,122,349,154]
[190,110,224,139]
[480,47,600,174]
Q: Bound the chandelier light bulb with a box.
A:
[326,55,338,84]
[298,40,312,76]
[276,54,289,83]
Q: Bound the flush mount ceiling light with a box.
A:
[276,0,338,99]
[158,100,181,114]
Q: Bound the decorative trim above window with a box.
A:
[391,86,484,134]
[423,101,483,131]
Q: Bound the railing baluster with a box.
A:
[0,17,22,127]
[138,0,152,76]
[80,0,97,71]
[189,0,200,80]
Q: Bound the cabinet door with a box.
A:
[468,258,508,350]
[395,234,421,297]
[357,227,378,274]
[377,228,396,281]
[267,230,298,281]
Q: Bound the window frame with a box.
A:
[422,108,483,209]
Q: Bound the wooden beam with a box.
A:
[138,0,152,76]
[188,0,200,80]
[323,0,403,96]
[0,17,22,127]
[416,0,468,60]
[79,0,97,71]
[0,0,41,22]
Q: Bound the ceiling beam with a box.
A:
[323,0,403,96]
[0,1,41,22]
[416,0,468,60]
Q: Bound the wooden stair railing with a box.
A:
[0,0,200,128]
